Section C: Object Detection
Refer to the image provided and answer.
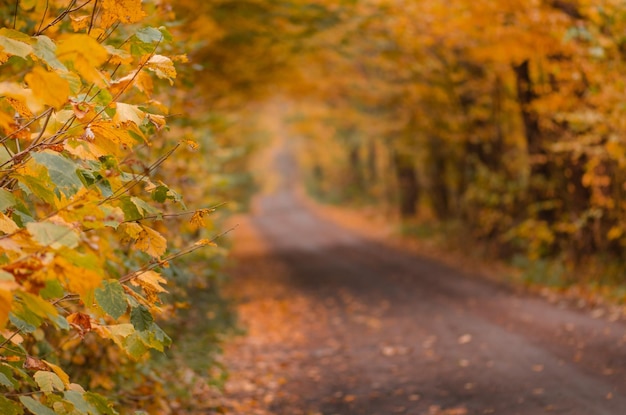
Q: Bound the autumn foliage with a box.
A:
[0,0,241,413]
[292,0,626,280]
[6,0,626,412]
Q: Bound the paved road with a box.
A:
[225,146,626,415]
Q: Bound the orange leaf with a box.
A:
[101,0,146,27]
[0,289,12,328]
[56,34,108,87]
[25,67,70,110]
[24,356,49,372]
[132,226,166,258]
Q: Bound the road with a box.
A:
[222,145,626,415]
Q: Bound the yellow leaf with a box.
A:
[147,114,165,130]
[132,226,166,258]
[145,55,176,84]
[101,0,145,28]
[4,96,33,118]
[182,139,198,150]
[69,15,90,32]
[135,71,154,96]
[56,34,108,87]
[113,102,145,125]
[120,222,143,239]
[132,270,167,293]
[42,257,102,299]
[607,226,623,241]
[89,120,136,148]
[189,209,211,228]
[110,71,137,96]
[43,360,70,387]
[25,67,70,110]
[0,212,19,234]
[0,289,12,328]
[131,270,167,304]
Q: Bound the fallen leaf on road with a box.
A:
[458,334,472,345]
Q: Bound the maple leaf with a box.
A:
[25,66,70,109]
[131,270,167,304]
[89,120,137,148]
[145,55,177,84]
[55,34,109,87]
[189,209,211,227]
[113,102,145,125]
[100,0,146,28]
[47,258,102,300]
[132,226,167,258]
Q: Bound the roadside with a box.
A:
[214,144,626,415]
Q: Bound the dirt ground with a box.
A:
[217,146,626,415]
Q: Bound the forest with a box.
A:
[1,0,626,414]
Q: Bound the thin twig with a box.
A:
[99,144,180,205]
[36,0,50,35]
[119,225,239,284]
[87,0,98,35]
[0,107,54,146]
[120,202,228,223]
[12,0,19,29]
[0,329,22,350]
[35,0,94,36]
[31,107,54,147]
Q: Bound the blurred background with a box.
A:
[180,0,626,291]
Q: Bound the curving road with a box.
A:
[225,145,626,415]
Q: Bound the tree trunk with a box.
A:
[513,59,554,222]
[393,151,419,218]
[427,136,450,219]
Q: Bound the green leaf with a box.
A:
[94,280,127,320]
[34,370,65,392]
[130,305,153,331]
[0,372,13,387]
[50,314,69,330]
[0,364,18,388]
[27,221,79,249]
[17,174,56,205]
[33,36,67,71]
[31,151,83,197]
[40,279,65,300]
[0,189,17,211]
[131,196,160,218]
[9,314,36,333]
[151,185,169,203]
[84,392,118,415]
[64,391,97,414]
[19,396,56,415]
[122,332,149,360]
[45,394,76,414]
[0,29,32,59]
[129,39,155,56]
[158,26,173,42]
[18,292,58,321]
[134,27,163,43]
[119,196,142,221]
[0,395,22,415]
[137,322,171,352]
[59,71,82,95]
